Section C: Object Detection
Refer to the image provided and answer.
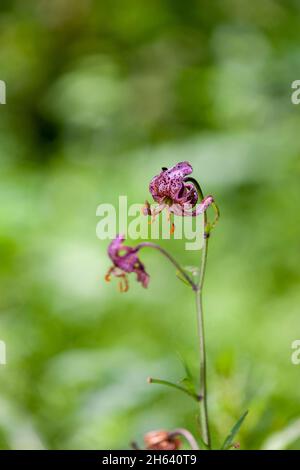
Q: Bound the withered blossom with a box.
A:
[105,235,149,292]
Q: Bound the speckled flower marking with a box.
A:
[144,161,214,220]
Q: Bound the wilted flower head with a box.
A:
[144,161,214,219]
[105,235,149,292]
[144,430,181,450]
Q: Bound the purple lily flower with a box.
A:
[105,235,149,292]
[144,161,214,221]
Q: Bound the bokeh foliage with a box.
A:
[0,0,300,449]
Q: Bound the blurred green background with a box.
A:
[0,0,300,450]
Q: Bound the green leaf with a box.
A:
[147,377,200,402]
[176,270,191,286]
[221,411,249,450]
[180,376,197,394]
[177,353,193,380]
[177,354,198,396]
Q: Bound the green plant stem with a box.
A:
[195,233,211,448]
[188,177,211,448]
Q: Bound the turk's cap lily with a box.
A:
[144,161,214,219]
[105,235,149,292]
[149,161,197,206]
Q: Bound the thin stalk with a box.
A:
[186,177,211,448]
[195,235,210,448]
[136,242,197,290]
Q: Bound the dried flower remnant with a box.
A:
[144,430,181,450]
[105,234,149,292]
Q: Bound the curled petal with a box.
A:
[149,162,195,204]
[142,201,152,216]
[135,265,150,288]
[106,235,150,290]
[170,196,214,217]
[147,162,215,222]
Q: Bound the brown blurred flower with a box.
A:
[144,430,181,450]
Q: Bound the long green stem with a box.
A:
[187,177,211,448]
[196,231,210,448]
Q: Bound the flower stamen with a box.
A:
[105,268,113,282]
[118,274,129,293]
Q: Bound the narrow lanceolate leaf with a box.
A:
[177,354,199,398]
[180,356,193,380]
[176,270,191,286]
[221,411,249,450]
[147,377,200,402]
[180,376,197,395]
